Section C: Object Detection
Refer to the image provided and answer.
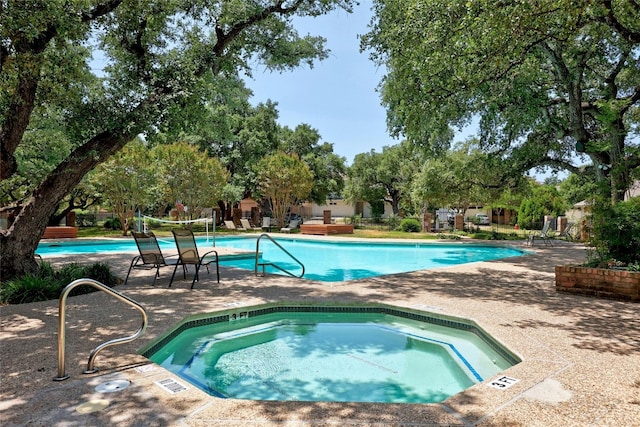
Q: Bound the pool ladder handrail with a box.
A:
[54,278,148,381]
[255,233,305,278]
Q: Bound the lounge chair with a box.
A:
[527,220,553,247]
[240,218,261,231]
[280,219,299,233]
[224,220,245,231]
[125,231,178,286]
[557,222,576,241]
[170,229,220,289]
[261,217,271,232]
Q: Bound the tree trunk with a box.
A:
[1,131,131,281]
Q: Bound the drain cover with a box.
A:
[95,379,130,393]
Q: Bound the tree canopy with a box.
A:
[255,151,314,227]
[93,138,158,235]
[363,0,640,203]
[0,0,355,280]
[344,142,422,215]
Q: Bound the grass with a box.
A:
[75,223,531,241]
[351,229,441,239]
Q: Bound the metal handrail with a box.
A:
[54,278,148,381]
[254,233,305,278]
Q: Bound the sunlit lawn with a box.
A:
[75,224,527,241]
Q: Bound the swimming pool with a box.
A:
[37,236,526,282]
[142,303,519,403]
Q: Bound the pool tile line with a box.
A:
[141,304,521,368]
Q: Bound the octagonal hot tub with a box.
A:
[141,303,520,403]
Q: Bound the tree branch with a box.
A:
[80,0,123,22]
[211,0,306,72]
[600,0,640,43]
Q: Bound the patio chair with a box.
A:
[280,219,299,233]
[261,217,271,232]
[240,218,261,231]
[557,221,576,241]
[170,229,220,289]
[527,220,553,247]
[125,231,178,286]
[224,220,245,231]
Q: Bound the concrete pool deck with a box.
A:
[1,237,639,426]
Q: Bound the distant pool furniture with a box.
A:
[261,217,272,232]
[280,220,299,233]
[300,224,354,236]
[42,226,78,239]
[556,221,576,241]
[170,229,220,288]
[224,220,245,232]
[240,218,261,231]
[125,231,178,286]
[527,221,553,246]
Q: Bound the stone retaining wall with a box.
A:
[555,265,639,301]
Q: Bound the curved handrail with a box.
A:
[54,278,148,381]
[254,233,305,278]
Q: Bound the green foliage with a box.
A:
[364,0,639,203]
[76,212,97,227]
[411,141,528,215]
[0,262,119,304]
[517,185,567,229]
[93,139,158,235]
[370,200,385,223]
[103,217,122,230]
[400,218,421,233]
[558,172,600,205]
[437,233,461,240]
[153,141,230,221]
[349,214,362,227]
[345,141,421,215]
[386,213,401,230]
[255,152,314,228]
[590,197,640,265]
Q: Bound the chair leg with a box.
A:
[124,257,139,286]
[169,263,181,288]
[152,264,160,286]
[191,263,201,289]
[215,260,220,283]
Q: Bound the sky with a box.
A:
[242,2,394,165]
[241,3,568,181]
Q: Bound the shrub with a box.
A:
[370,200,385,223]
[76,212,97,227]
[590,197,640,265]
[0,262,120,304]
[437,233,461,240]
[387,214,401,230]
[103,217,122,230]
[0,275,60,304]
[400,218,421,233]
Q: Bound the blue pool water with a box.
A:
[145,308,518,403]
[37,236,525,282]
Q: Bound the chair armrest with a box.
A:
[201,249,219,260]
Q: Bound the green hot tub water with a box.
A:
[146,309,518,403]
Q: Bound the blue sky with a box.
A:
[243,2,394,165]
[242,3,571,181]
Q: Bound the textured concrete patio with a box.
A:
[1,236,639,426]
